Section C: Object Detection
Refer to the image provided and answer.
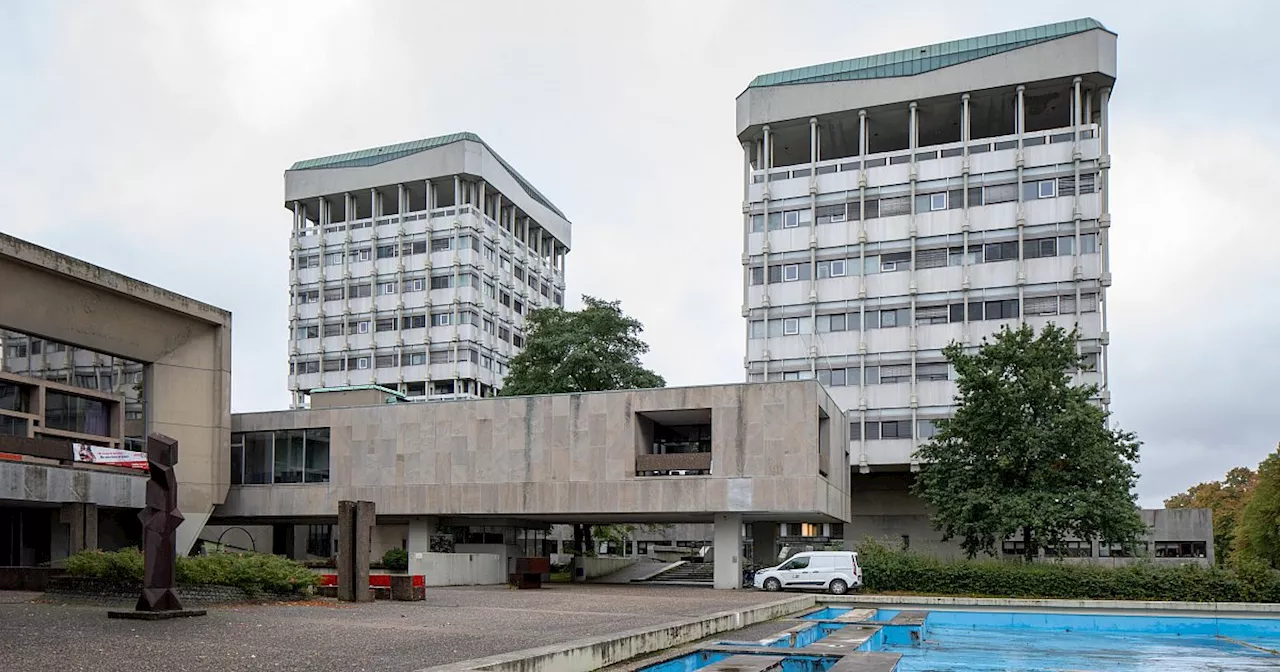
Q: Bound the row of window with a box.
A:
[3,340,70,359]
[749,233,1098,285]
[749,293,1099,338]
[296,235,559,281]
[295,275,560,307]
[848,419,939,441]
[751,349,1099,385]
[1000,540,1208,559]
[230,428,330,485]
[750,173,1097,231]
[293,312,525,345]
[292,346,511,376]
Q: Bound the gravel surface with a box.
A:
[0,585,781,672]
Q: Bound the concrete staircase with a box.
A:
[636,560,714,586]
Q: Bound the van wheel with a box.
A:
[763,578,781,592]
[828,579,849,595]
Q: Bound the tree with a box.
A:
[1233,447,1280,568]
[499,296,665,396]
[1165,466,1257,565]
[912,323,1147,560]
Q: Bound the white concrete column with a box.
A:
[1099,86,1113,405]
[960,94,973,347]
[1015,85,1027,321]
[407,516,439,577]
[713,513,743,589]
[808,117,819,377]
[761,125,772,380]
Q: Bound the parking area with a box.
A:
[0,584,782,672]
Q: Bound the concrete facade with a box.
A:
[736,19,1117,471]
[846,472,1214,564]
[0,233,232,555]
[285,133,570,405]
[220,381,849,524]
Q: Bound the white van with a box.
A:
[752,550,862,595]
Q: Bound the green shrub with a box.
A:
[856,538,1280,602]
[382,548,409,572]
[66,549,318,596]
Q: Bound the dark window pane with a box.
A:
[274,429,305,484]
[243,432,273,484]
[305,428,330,483]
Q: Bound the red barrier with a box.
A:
[317,574,423,588]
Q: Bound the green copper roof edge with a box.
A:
[288,132,567,220]
[747,18,1109,89]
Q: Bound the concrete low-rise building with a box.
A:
[211,381,850,588]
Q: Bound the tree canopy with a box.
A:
[912,323,1147,559]
[1233,447,1280,568]
[1165,466,1257,565]
[499,296,665,396]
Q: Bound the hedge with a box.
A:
[66,549,319,596]
[856,539,1280,603]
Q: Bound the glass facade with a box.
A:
[231,428,331,485]
[44,391,110,436]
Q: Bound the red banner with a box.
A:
[73,443,149,472]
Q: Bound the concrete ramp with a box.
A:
[701,655,785,671]
[834,608,878,623]
[593,559,680,584]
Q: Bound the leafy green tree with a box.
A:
[499,296,665,396]
[1165,466,1257,565]
[912,323,1147,560]
[1233,447,1280,568]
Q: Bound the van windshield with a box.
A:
[780,557,810,571]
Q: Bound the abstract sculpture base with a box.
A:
[107,608,207,620]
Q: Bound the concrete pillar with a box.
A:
[406,516,438,577]
[60,503,98,555]
[713,513,743,590]
[337,500,375,602]
[751,522,778,567]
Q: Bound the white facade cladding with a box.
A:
[284,133,571,406]
[737,19,1117,471]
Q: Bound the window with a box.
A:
[350,320,370,335]
[296,325,319,340]
[430,275,452,290]
[929,192,947,211]
[323,252,343,266]
[401,240,427,256]
[1024,296,1059,316]
[348,248,371,263]
[1038,180,1057,199]
[429,350,453,364]
[984,183,1018,204]
[1155,541,1208,558]
[44,392,110,436]
[1080,353,1099,372]
[1081,233,1099,254]
[405,278,425,292]
[918,419,940,438]
[512,333,525,347]
[1099,541,1148,558]
[949,246,980,267]
[816,204,846,222]
[323,286,344,302]
[354,357,370,370]
[295,360,320,374]
[406,352,427,366]
[376,245,398,259]
[297,254,320,269]
[321,357,344,372]
[401,315,427,329]
[829,259,846,278]
[379,281,398,295]
[880,251,911,272]
[431,312,452,327]
[779,556,810,571]
[306,525,333,557]
[817,313,847,333]
[879,196,910,217]
[871,308,911,329]
[500,291,511,307]
[915,305,948,325]
[498,326,511,342]
[916,363,948,382]
[984,299,1019,320]
[431,237,452,252]
[983,241,1018,262]
[783,264,800,282]
[515,266,525,281]
[500,256,512,271]
[782,209,811,228]
[916,248,948,270]
[1002,541,1028,556]
[375,354,397,368]
[749,267,765,285]
[484,283,497,300]
[514,300,524,315]
[347,283,372,298]
[375,317,396,332]
[484,246,498,262]
[879,365,911,384]
[783,318,800,335]
[296,289,319,304]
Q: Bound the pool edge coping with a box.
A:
[819,594,1280,616]
[414,594,815,672]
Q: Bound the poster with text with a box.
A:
[73,443,149,472]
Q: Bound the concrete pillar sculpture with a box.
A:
[337,500,375,602]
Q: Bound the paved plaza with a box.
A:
[0,585,784,672]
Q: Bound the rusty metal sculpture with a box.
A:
[137,433,185,611]
[109,433,205,619]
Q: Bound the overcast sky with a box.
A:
[2,1,1276,506]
